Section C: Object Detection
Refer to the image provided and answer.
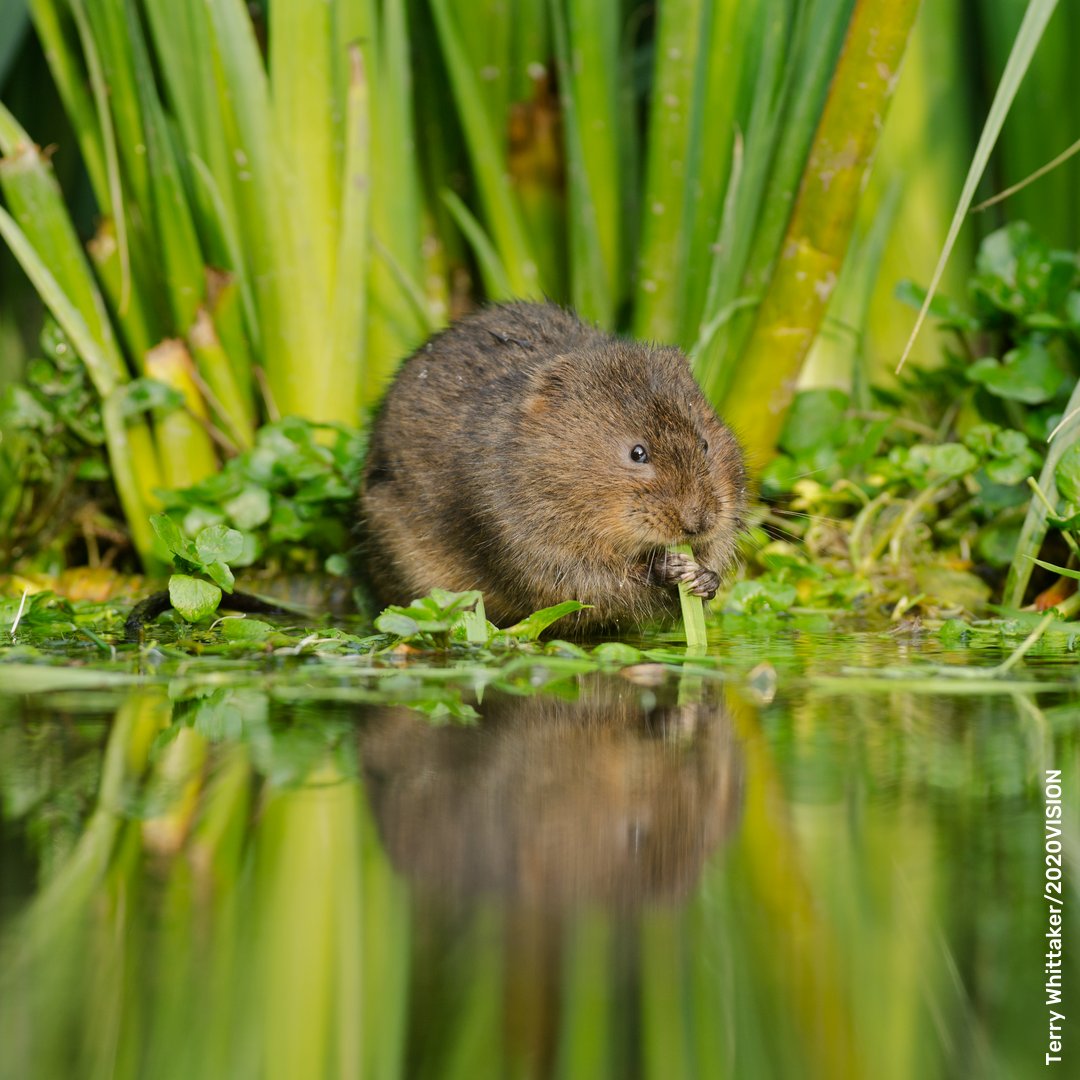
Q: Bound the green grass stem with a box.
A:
[670,542,709,648]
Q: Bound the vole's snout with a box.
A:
[679,508,711,539]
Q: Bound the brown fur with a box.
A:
[359,302,747,633]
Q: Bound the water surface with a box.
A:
[1,627,1078,1079]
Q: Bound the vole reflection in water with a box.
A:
[359,678,744,912]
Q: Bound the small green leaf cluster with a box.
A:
[896,223,1079,437]
[0,322,115,567]
[374,588,587,648]
[151,515,243,623]
[752,223,1080,617]
[156,418,363,574]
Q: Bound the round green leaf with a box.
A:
[375,612,421,636]
[168,574,223,622]
[926,443,978,479]
[224,487,272,530]
[150,514,198,562]
[1054,444,1080,504]
[967,343,1062,404]
[196,524,244,565]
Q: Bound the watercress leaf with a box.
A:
[169,574,222,622]
[592,641,643,665]
[224,487,272,529]
[375,611,421,636]
[182,506,226,538]
[454,597,491,644]
[939,619,971,645]
[972,223,1031,313]
[779,389,850,455]
[976,521,1021,568]
[723,580,797,613]
[984,448,1039,486]
[119,377,184,418]
[991,428,1028,458]
[498,601,588,642]
[151,514,199,562]
[205,560,235,593]
[220,617,275,642]
[325,554,350,576]
[926,443,978,479]
[962,423,998,457]
[894,280,977,329]
[196,524,244,565]
[967,343,1061,404]
[1054,444,1080,504]
[1065,291,1080,329]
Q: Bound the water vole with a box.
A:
[359,302,746,632]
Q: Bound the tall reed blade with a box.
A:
[721,0,921,466]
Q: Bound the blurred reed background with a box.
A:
[0,0,1074,565]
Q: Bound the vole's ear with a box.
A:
[523,353,573,417]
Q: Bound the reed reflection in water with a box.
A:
[0,671,1074,1079]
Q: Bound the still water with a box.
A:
[1,630,1078,1079]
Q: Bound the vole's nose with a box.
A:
[680,509,710,537]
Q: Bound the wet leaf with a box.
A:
[195,525,244,565]
[169,574,222,622]
[967,343,1061,404]
[498,601,588,642]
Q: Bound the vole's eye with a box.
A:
[630,444,650,464]
[700,439,709,454]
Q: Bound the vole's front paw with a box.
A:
[658,552,720,600]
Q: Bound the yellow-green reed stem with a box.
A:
[269,0,338,422]
[141,725,209,855]
[554,916,612,1079]
[721,0,921,465]
[725,691,862,1078]
[188,308,255,449]
[127,11,207,336]
[357,791,410,1080]
[256,760,364,1080]
[101,393,164,566]
[641,915,692,1077]
[670,542,708,649]
[145,340,220,489]
[351,0,436,388]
